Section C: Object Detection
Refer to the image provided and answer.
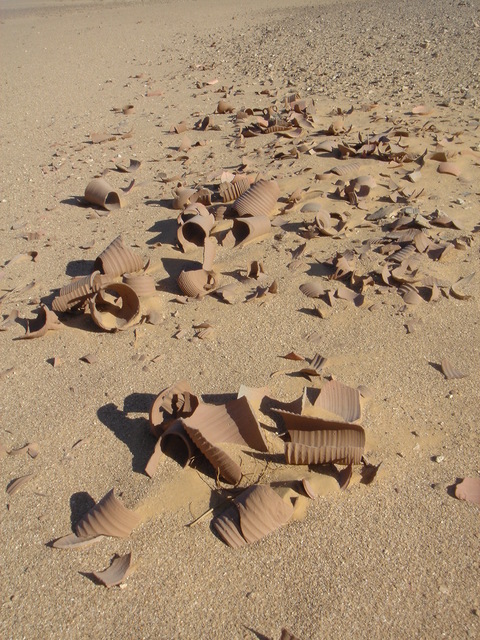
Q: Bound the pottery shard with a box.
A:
[75,489,141,539]
[89,283,141,332]
[92,553,135,588]
[213,484,294,548]
[21,305,62,339]
[455,477,480,506]
[52,271,102,312]
[276,411,365,465]
[315,379,362,423]
[231,179,280,218]
[94,236,144,277]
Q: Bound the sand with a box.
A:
[0,0,479,638]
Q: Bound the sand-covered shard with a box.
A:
[182,396,269,484]
[94,235,144,277]
[20,305,63,339]
[75,489,141,539]
[440,358,467,380]
[92,553,135,588]
[213,484,294,548]
[84,178,125,210]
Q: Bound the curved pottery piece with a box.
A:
[75,489,141,539]
[231,216,271,248]
[92,553,134,588]
[89,283,141,331]
[160,419,196,467]
[177,213,215,252]
[219,176,251,203]
[217,99,235,114]
[122,273,156,297]
[177,269,218,298]
[84,178,125,210]
[149,380,197,436]
[94,236,144,277]
[232,179,280,218]
[52,271,102,312]
[213,484,294,548]
[21,305,62,339]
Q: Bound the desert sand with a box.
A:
[0,0,479,638]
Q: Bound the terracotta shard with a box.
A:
[450,272,475,300]
[52,533,104,550]
[440,359,467,380]
[122,273,156,298]
[21,305,62,339]
[177,212,215,252]
[177,268,218,298]
[6,473,34,496]
[183,427,242,484]
[455,478,480,506]
[360,459,382,484]
[231,216,271,247]
[217,99,235,114]
[89,283,141,331]
[316,379,362,422]
[330,161,362,176]
[219,176,251,203]
[299,281,325,299]
[213,484,294,547]
[145,438,163,478]
[94,236,144,277]
[52,271,102,312]
[283,352,305,361]
[183,396,268,452]
[84,178,125,210]
[302,478,317,499]
[92,553,134,588]
[438,162,461,177]
[402,287,423,305]
[276,411,365,465]
[232,179,280,218]
[411,104,433,115]
[115,159,141,173]
[75,489,141,539]
[149,380,197,436]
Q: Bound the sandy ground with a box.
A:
[1,0,479,638]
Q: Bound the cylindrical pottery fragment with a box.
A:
[177,213,215,252]
[52,271,101,312]
[94,236,144,277]
[232,216,271,248]
[122,273,157,297]
[84,178,124,210]
[232,179,280,218]
[89,283,141,331]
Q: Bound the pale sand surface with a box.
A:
[1,0,480,638]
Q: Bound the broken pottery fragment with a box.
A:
[440,359,467,380]
[217,99,235,114]
[231,179,280,218]
[52,271,103,312]
[455,478,480,506]
[230,216,271,248]
[89,283,141,331]
[6,473,34,496]
[75,489,141,539]
[219,176,251,203]
[94,236,144,277]
[279,628,301,640]
[213,484,294,547]
[122,273,156,298]
[84,178,125,210]
[52,533,104,550]
[149,380,197,436]
[437,162,461,177]
[21,305,62,339]
[177,268,218,298]
[177,211,215,252]
[115,159,141,173]
[92,553,135,588]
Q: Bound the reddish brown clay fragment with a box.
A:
[217,99,235,114]
[94,236,144,277]
[360,459,382,484]
[149,380,197,436]
[21,305,62,339]
[84,178,125,210]
[115,159,141,173]
[315,379,362,423]
[177,268,218,298]
[89,283,141,332]
[455,478,480,505]
[92,553,134,588]
[75,489,141,539]
[338,463,353,490]
[232,179,280,218]
[230,216,271,248]
[213,484,294,548]
[437,162,461,177]
[52,271,102,313]
[6,473,34,496]
[52,533,104,550]
[440,359,467,380]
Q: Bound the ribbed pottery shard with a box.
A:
[92,553,135,588]
[89,283,141,331]
[94,236,144,277]
[177,212,215,252]
[213,484,294,547]
[275,411,365,465]
[183,426,242,484]
[122,273,156,297]
[232,179,280,218]
[52,271,102,312]
[314,379,362,423]
[149,380,197,436]
[75,489,141,539]
[177,268,218,298]
[440,358,467,380]
[231,216,271,247]
[84,178,125,210]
